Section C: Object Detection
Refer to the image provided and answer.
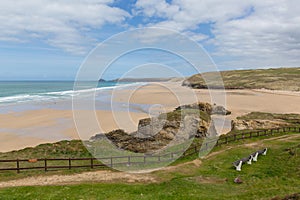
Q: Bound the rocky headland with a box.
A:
[182,67,300,91]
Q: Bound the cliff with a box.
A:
[182,67,300,91]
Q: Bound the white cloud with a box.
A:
[0,0,130,54]
[134,0,300,68]
[183,31,209,42]
[2,0,300,69]
[135,0,255,31]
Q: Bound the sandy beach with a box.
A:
[1,81,300,152]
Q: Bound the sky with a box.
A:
[0,0,300,80]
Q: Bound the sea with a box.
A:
[0,81,148,114]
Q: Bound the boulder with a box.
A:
[212,105,231,115]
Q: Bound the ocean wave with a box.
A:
[0,94,53,104]
[0,82,147,105]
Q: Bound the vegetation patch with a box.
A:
[183,67,300,91]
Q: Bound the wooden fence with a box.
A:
[0,126,299,173]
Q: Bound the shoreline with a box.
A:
[1,82,300,153]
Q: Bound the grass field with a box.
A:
[0,132,299,200]
[183,67,300,91]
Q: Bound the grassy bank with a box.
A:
[183,67,300,91]
[0,132,299,200]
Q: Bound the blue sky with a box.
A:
[0,0,299,80]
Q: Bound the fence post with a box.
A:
[128,156,131,166]
[4,126,300,173]
[90,158,94,169]
[16,159,20,173]
[68,158,71,170]
[44,158,47,172]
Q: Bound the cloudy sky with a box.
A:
[1,0,299,80]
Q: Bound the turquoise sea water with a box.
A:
[0,81,149,114]
[0,81,133,105]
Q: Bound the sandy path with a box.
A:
[0,159,203,188]
[0,170,157,188]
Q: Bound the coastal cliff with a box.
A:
[182,67,300,91]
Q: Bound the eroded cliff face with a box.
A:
[231,119,291,130]
[90,102,230,153]
[231,112,300,131]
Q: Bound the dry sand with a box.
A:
[0,82,299,152]
[0,109,148,152]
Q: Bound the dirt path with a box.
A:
[0,159,204,188]
[0,170,157,188]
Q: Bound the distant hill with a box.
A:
[182,67,300,91]
[110,77,175,82]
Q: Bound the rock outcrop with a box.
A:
[231,112,300,131]
[90,102,230,153]
[231,119,291,131]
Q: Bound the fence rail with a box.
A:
[0,126,299,173]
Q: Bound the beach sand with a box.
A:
[1,82,300,152]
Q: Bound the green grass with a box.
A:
[0,140,91,160]
[183,67,300,91]
[0,140,100,182]
[0,133,299,200]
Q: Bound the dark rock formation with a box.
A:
[90,102,230,153]
[212,105,231,115]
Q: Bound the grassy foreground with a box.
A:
[0,132,299,200]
